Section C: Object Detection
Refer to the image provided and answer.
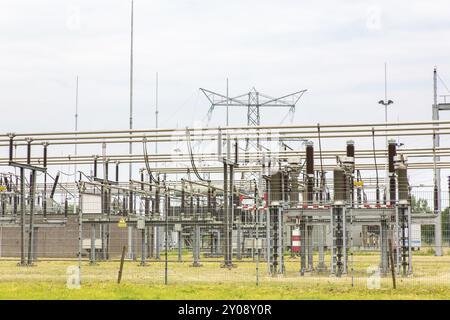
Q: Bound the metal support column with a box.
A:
[140,227,147,266]
[380,217,389,274]
[277,206,284,274]
[236,219,242,260]
[192,224,201,267]
[19,167,25,266]
[299,218,306,275]
[317,225,326,272]
[127,187,135,260]
[178,230,182,262]
[155,180,161,260]
[307,224,314,271]
[266,207,271,273]
[32,227,38,261]
[432,68,443,256]
[90,223,96,265]
[27,170,36,265]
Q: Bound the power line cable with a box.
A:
[143,138,158,183]
[437,73,450,94]
[185,128,210,182]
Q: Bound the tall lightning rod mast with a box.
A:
[127,0,135,260]
[74,76,79,175]
[155,72,159,158]
[128,0,134,182]
[73,75,79,212]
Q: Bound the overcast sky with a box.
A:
[2,0,450,186]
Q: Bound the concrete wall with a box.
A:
[0,215,146,259]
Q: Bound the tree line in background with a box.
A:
[411,196,450,245]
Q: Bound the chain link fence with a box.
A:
[0,188,449,295]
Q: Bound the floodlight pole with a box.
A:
[432,67,443,256]
[378,63,394,202]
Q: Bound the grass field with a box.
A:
[0,252,449,300]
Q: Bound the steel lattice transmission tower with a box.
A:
[200,87,307,184]
[201,87,306,126]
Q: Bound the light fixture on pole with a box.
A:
[378,63,394,207]
[378,99,394,121]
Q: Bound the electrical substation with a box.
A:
[3,0,450,303]
[0,75,449,284]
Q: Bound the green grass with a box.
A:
[0,253,449,300]
[0,281,449,300]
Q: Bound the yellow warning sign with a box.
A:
[118,218,127,228]
[0,186,7,191]
[354,181,364,187]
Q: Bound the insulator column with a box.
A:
[50,172,60,200]
[43,142,48,218]
[304,141,315,273]
[26,138,32,164]
[333,167,345,203]
[289,161,300,205]
[346,140,355,205]
[181,179,185,214]
[93,155,98,178]
[305,141,314,205]
[207,182,211,215]
[115,161,120,182]
[397,163,411,275]
[64,197,68,219]
[332,166,346,276]
[272,207,278,274]
[8,133,15,162]
[388,139,397,204]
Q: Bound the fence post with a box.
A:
[117,245,126,284]
[388,239,396,289]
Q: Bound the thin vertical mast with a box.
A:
[155,72,158,156]
[129,0,134,182]
[433,67,438,194]
[226,78,230,160]
[127,0,135,260]
[226,78,229,126]
[74,76,79,212]
[384,62,387,105]
[384,62,388,143]
[434,67,438,107]
[433,66,443,256]
[75,75,79,170]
